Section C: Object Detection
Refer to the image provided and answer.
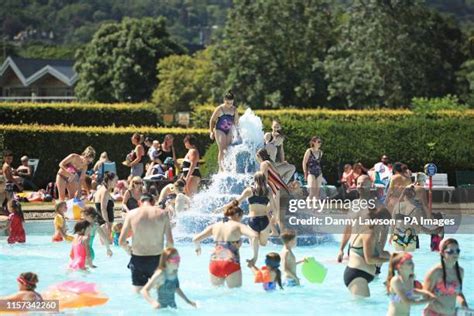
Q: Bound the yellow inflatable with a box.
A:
[42,281,108,310]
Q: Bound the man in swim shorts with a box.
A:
[119,194,174,292]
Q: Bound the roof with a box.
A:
[0,56,77,86]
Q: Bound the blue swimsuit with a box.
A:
[215,108,235,135]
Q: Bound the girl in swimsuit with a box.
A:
[122,176,142,215]
[161,134,176,165]
[52,201,73,242]
[7,200,25,244]
[141,247,196,309]
[227,172,277,246]
[249,252,283,291]
[386,162,413,214]
[209,90,240,172]
[386,252,434,316]
[94,172,117,234]
[69,220,91,271]
[423,238,469,315]
[193,203,259,288]
[81,207,113,268]
[182,135,201,196]
[0,272,42,301]
[302,136,323,200]
[56,146,96,201]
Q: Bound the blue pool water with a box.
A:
[1,221,473,316]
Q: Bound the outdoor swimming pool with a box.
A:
[1,221,473,316]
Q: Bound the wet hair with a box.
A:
[265,252,283,289]
[158,247,179,270]
[224,201,244,218]
[81,146,96,160]
[386,252,412,294]
[101,171,117,187]
[280,230,296,244]
[73,220,90,235]
[18,272,39,290]
[184,135,197,147]
[174,179,186,189]
[81,206,99,220]
[224,90,234,100]
[253,172,269,197]
[440,238,462,290]
[256,148,271,162]
[55,201,67,214]
[7,200,24,222]
[3,150,13,158]
[140,193,155,204]
[309,136,321,147]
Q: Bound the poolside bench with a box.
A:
[424,173,455,203]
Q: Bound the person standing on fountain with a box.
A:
[193,203,258,288]
[226,172,277,246]
[209,91,240,172]
[181,135,201,196]
[302,136,323,200]
[264,132,295,184]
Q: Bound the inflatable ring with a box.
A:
[43,281,108,310]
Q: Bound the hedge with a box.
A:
[192,104,474,128]
[0,102,160,126]
[0,124,210,187]
[202,115,474,185]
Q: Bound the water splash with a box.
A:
[174,109,264,237]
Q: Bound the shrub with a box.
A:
[0,124,210,187]
[0,102,160,126]
[411,95,468,113]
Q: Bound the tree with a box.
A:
[152,47,215,113]
[212,0,337,108]
[457,59,474,105]
[324,0,467,108]
[74,17,185,102]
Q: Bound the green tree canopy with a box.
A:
[324,0,467,108]
[153,47,215,113]
[74,17,185,102]
[213,0,337,108]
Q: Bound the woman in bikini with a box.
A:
[122,176,143,216]
[226,172,277,246]
[344,208,391,297]
[193,203,258,288]
[423,238,468,315]
[302,136,323,200]
[209,91,240,172]
[181,135,200,196]
[56,146,96,201]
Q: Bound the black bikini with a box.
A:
[344,235,375,287]
[247,189,270,233]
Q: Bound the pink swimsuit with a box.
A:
[69,236,87,270]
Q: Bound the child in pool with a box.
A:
[248,252,283,291]
[0,272,42,301]
[69,220,91,271]
[430,212,444,252]
[280,230,306,286]
[7,200,25,244]
[141,247,196,309]
[52,201,73,242]
[80,207,113,268]
[386,252,434,316]
[111,222,123,246]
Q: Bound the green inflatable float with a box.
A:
[302,257,327,284]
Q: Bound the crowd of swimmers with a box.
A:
[0,91,471,315]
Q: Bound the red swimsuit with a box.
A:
[8,212,25,244]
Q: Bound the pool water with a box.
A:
[1,221,473,316]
